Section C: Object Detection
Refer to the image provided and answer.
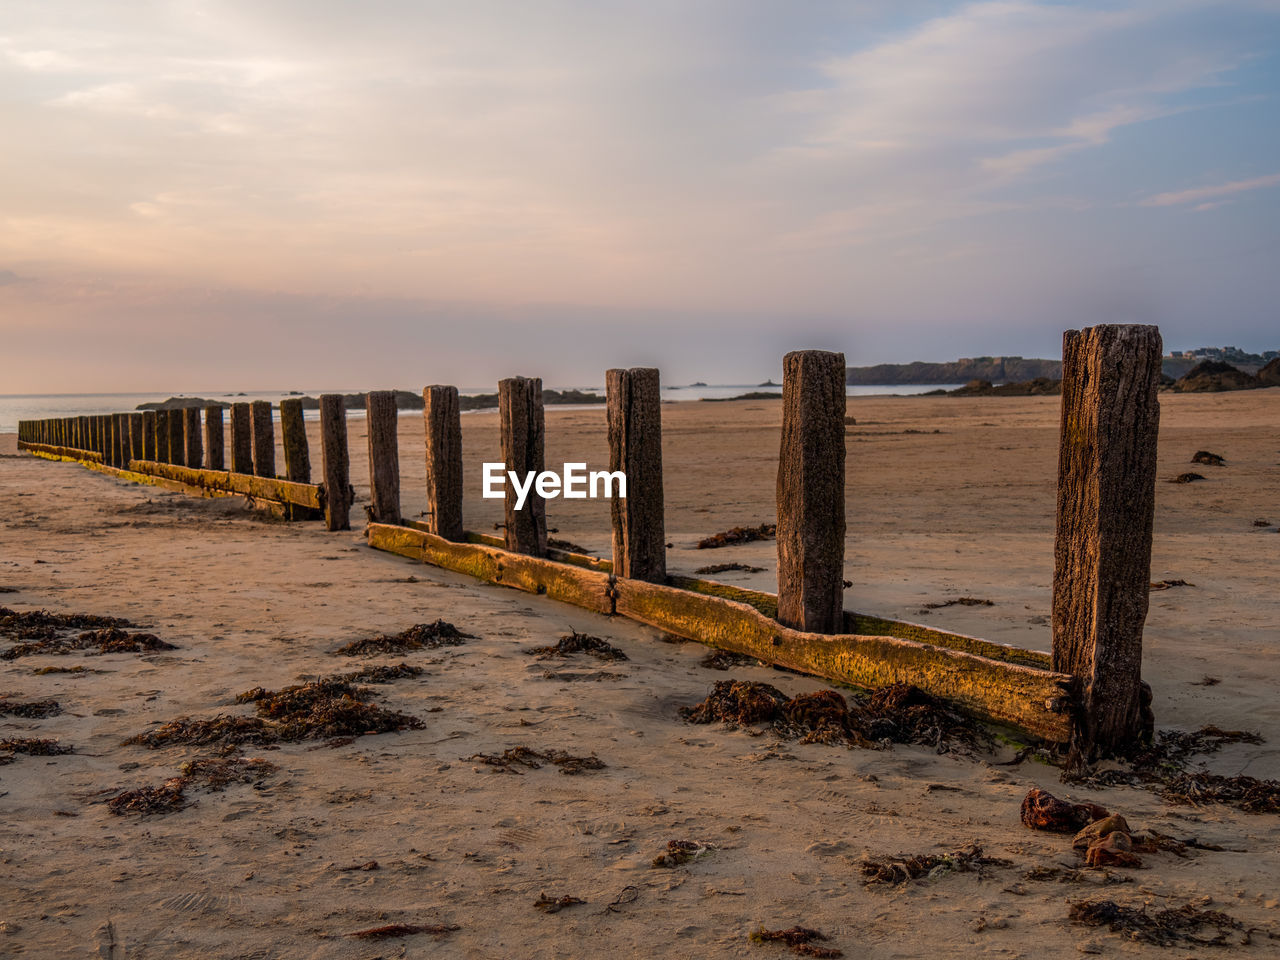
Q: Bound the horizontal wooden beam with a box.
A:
[126,459,324,511]
[18,441,103,463]
[368,521,1075,741]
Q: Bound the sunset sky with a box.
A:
[2,1,1278,392]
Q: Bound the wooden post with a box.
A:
[776,350,846,634]
[142,412,157,461]
[230,403,253,474]
[320,394,351,531]
[251,401,275,478]
[109,414,122,467]
[96,415,108,459]
[279,399,310,483]
[128,414,143,466]
[423,385,464,541]
[167,409,186,467]
[1052,324,1162,755]
[606,367,666,582]
[499,376,547,556]
[204,406,225,470]
[115,414,129,466]
[154,410,170,462]
[78,416,89,451]
[365,391,401,523]
[184,407,203,469]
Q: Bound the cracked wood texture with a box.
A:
[251,400,275,478]
[204,406,225,471]
[1053,324,1161,754]
[423,385,464,541]
[280,399,310,483]
[320,394,352,531]
[183,407,203,469]
[499,376,547,557]
[607,367,666,583]
[230,403,253,474]
[776,350,847,634]
[365,390,401,524]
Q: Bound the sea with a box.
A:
[0,384,960,434]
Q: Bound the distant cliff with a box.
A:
[846,357,1062,385]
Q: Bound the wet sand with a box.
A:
[1,389,1278,958]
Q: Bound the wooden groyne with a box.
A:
[15,323,1164,752]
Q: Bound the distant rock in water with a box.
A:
[1171,361,1259,393]
[458,388,604,411]
[700,391,783,402]
[847,357,1063,385]
[936,377,1062,397]
[136,397,230,411]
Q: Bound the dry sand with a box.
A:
[1,389,1277,958]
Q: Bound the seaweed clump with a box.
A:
[333,620,475,656]
[0,737,72,763]
[467,746,605,776]
[1020,788,1109,833]
[749,926,842,958]
[339,662,424,683]
[127,677,423,749]
[860,844,1011,886]
[1065,726,1279,814]
[533,893,586,913]
[1,622,174,660]
[697,524,776,549]
[348,923,459,940]
[651,839,715,868]
[700,649,760,671]
[0,607,130,642]
[0,697,61,718]
[680,680,991,753]
[106,757,277,816]
[528,631,628,662]
[695,562,765,574]
[1068,899,1250,947]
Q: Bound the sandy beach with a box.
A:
[2,390,1278,958]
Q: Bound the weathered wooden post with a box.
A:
[279,399,310,483]
[423,385,464,541]
[320,394,351,531]
[109,414,122,467]
[1052,324,1162,755]
[499,377,547,556]
[78,416,89,451]
[167,408,186,467]
[142,412,157,461]
[128,414,143,466]
[776,350,846,634]
[606,367,666,581]
[230,403,253,474]
[251,401,275,478]
[96,415,107,459]
[204,407,225,471]
[114,414,128,466]
[154,410,170,462]
[365,391,401,523]
[184,407,203,468]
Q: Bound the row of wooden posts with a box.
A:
[16,324,1163,752]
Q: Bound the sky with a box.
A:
[2,0,1278,392]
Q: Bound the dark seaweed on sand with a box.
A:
[750,926,843,958]
[1,624,174,660]
[695,562,765,574]
[127,677,424,749]
[107,782,189,816]
[700,649,760,671]
[1065,725,1279,814]
[528,630,628,662]
[0,737,72,758]
[860,843,1010,885]
[348,922,459,940]
[338,662,424,683]
[533,893,586,913]
[0,607,131,642]
[467,745,605,775]
[1068,899,1252,947]
[0,697,61,718]
[107,757,277,816]
[651,839,715,868]
[680,680,992,753]
[333,620,475,656]
[696,523,777,549]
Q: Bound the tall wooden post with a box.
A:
[184,407,203,469]
[128,414,143,466]
[96,415,108,459]
[251,401,275,478]
[204,407,225,470]
[776,350,846,634]
[167,409,186,467]
[154,410,169,462]
[1053,324,1162,755]
[108,414,122,467]
[142,412,157,461]
[279,399,310,483]
[230,403,253,474]
[320,394,351,531]
[606,367,666,582]
[423,385,464,541]
[499,377,547,556]
[365,391,401,523]
[78,416,89,452]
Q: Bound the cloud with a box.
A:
[1141,172,1280,206]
